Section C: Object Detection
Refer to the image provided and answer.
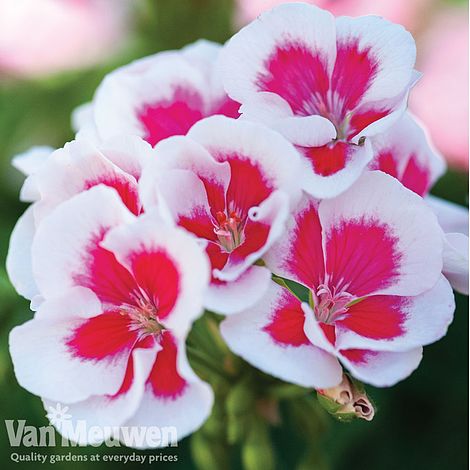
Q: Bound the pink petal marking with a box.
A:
[263,289,310,346]
[331,39,378,120]
[257,41,330,116]
[337,295,406,340]
[300,141,354,176]
[66,310,138,360]
[138,87,205,146]
[347,106,389,139]
[223,155,274,216]
[146,332,187,398]
[84,175,141,215]
[371,150,399,179]
[282,202,325,289]
[211,96,241,118]
[325,218,402,297]
[339,348,378,365]
[128,250,180,321]
[74,231,140,307]
[109,336,156,399]
[400,154,431,197]
[178,208,218,242]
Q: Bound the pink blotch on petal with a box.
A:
[338,295,406,340]
[66,311,137,360]
[257,42,329,116]
[212,97,241,118]
[347,107,389,139]
[400,154,431,197]
[320,322,337,345]
[109,336,157,399]
[74,232,139,306]
[301,142,353,176]
[138,87,205,146]
[340,348,378,365]
[147,332,187,398]
[223,155,274,215]
[325,218,402,297]
[178,209,217,242]
[84,175,141,215]
[284,203,325,289]
[129,250,180,320]
[372,150,399,179]
[228,221,270,265]
[331,40,378,118]
[263,290,310,346]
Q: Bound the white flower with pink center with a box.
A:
[79,40,240,146]
[368,112,445,198]
[367,112,469,295]
[220,3,418,198]
[9,186,212,446]
[7,136,154,303]
[140,116,302,314]
[221,172,455,388]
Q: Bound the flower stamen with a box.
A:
[214,210,245,252]
[313,283,354,324]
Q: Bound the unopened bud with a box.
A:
[317,374,375,422]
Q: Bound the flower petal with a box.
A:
[221,282,343,388]
[119,334,213,448]
[221,3,336,113]
[335,276,455,351]
[42,340,159,446]
[32,185,136,304]
[370,113,445,196]
[338,347,423,388]
[264,195,324,290]
[101,212,210,336]
[33,139,142,220]
[12,145,53,176]
[94,54,208,145]
[6,206,38,300]
[9,289,131,403]
[205,265,271,315]
[319,171,444,297]
[442,233,469,295]
[427,195,469,236]
[299,139,374,198]
[333,15,415,109]
[141,135,231,218]
[187,116,302,207]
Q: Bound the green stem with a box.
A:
[186,345,231,385]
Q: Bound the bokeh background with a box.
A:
[0,1,467,469]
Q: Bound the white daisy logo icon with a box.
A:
[45,403,72,428]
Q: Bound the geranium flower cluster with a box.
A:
[7,3,468,448]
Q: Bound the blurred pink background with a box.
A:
[0,0,132,77]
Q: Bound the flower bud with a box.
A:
[317,374,375,422]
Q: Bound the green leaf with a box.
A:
[191,431,229,470]
[241,418,275,470]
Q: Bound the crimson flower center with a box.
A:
[214,210,245,253]
[312,283,354,325]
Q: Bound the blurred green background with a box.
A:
[0,1,467,469]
